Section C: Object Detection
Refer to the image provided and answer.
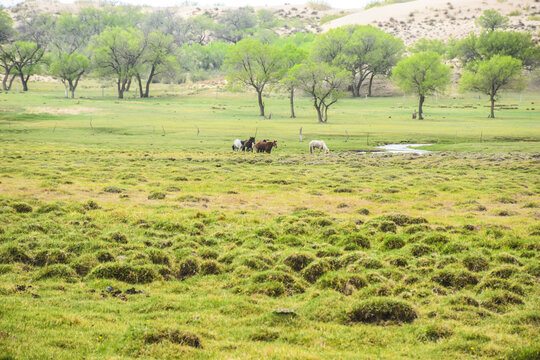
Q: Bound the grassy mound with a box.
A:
[346,298,417,324]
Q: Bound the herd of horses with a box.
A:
[232,138,329,154]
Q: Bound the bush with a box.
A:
[12,203,33,213]
[143,328,202,348]
[37,264,78,282]
[283,253,315,272]
[346,298,417,324]
[432,270,479,289]
[462,254,490,272]
[382,234,405,250]
[0,244,32,264]
[177,257,200,279]
[200,260,222,275]
[89,263,159,284]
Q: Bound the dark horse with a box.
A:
[242,137,256,152]
[254,140,277,154]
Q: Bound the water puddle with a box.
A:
[376,144,433,154]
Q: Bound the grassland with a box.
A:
[0,80,539,359]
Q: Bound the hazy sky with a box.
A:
[2,0,370,10]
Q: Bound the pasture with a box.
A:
[0,81,539,359]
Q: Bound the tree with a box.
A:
[409,38,446,56]
[53,14,94,54]
[460,55,525,118]
[10,41,45,91]
[289,62,349,123]
[0,43,16,90]
[476,9,509,32]
[49,52,89,98]
[91,27,146,99]
[217,7,257,44]
[392,52,451,120]
[366,32,404,96]
[279,43,308,118]
[225,38,281,117]
[135,31,178,98]
[0,11,14,43]
[15,11,55,47]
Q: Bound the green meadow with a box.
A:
[0,81,539,359]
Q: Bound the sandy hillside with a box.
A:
[323,0,539,45]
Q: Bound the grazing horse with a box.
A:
[254,140,278,154]
[309,140,329,154]
[232,139,243,151]
[242,137,256,152]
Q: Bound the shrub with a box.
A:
[302,260,329,283]
[346,298,417,324]
[89,263,159,284]
[12,203,33,213]
[33,249,69,267]
[143,328,202,348]
[283,253,315,272]
[200,260,222,275]
[37,264,78,282]
[416,324,453,342]
[432,270,479,289]
[382,234,405,250]
[0,244,32,264]
[176,257,200,279]
[462,254,490,272]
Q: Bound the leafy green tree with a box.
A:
[288,62,349,123]
[454,31,539,70]
[0,10,15,43]
[392,52,451,120]
[135,31,178,98]
[15,11,55,47]
[217,7,257,44]
[225,38,281,117]
[53,14,94,54]
[476,9,508,31]
[366,32,404,96]
[91,27,146,99]
[409,38,446,56]
[460,55,525,118]
[279,43,308,118]
[49,52,89,98]
[10,41,45,91]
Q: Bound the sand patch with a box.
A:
[27,107,99,115]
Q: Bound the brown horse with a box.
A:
[254,140,277,154]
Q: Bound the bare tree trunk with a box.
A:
[352,80,360,97]
[20,73,29,91]
[418,94,425,120]
[2,72,9,91]
[136,74,144,98]
[257,90,265,117]
[368,73,375,97]
[489,95,495,118]
[315,99,323,123]
[7,74,15,90]
[62,80,68,98]
[144,65,155,98]
[290,87,295,118]
[323,104,328,123]
[117,80,124,99]
[125,78,132,92]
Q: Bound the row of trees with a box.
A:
[0,6,538,120]
[226,10,539,121]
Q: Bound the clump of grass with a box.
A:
[410,244,432,257]
[176,257,200,279]
[482,290,524,312]
[36,202,65,214]
[148,192,166,200]
[249,328,280,342]
[11,203,33,213]
[318,272,366,295]
[103,185,124,193]
[143,328,202,348]
[346,298,417,324]
[283,253,315,272]
[388,256,408,267]
[106,232,128,244]
[462,254,490,272]
[0,244,32,264]
[422,233,449,246]
[95,250,115,263]
[339,233,370,250]
[489,265,518,279]
[431,269,479,289]
[506,346,540,360]
[381,234,405,250]
[403,224,429,234]
[378,221,397,233]
[416,324,453,342]
[376,214,428,226]
[250,270,304,296]
[200,260,222,275]
[36,264,78,282]
[302,260,329,283]
[89,263,159,284]
[34,249,70,267]
[71,254,98,276]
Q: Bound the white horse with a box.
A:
[309,140,329,154]
[232,139,243,151]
